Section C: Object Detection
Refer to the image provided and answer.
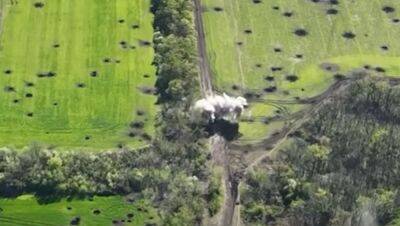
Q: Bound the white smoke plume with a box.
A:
[193,93,248,121]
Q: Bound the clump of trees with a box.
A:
[0,146,152,199]
[241,79,400,226]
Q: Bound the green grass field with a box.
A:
[202,0,400,141]
[0,195,157,226]
[0,0,156,149]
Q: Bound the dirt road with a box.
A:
[194,0,213,97]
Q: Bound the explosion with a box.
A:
[193,93,248,121]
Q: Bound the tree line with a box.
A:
[241,79,400,226]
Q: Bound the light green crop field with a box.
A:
[0,195,158,226]
[0,0,156,149]
[202,0,400,141]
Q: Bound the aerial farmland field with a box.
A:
[0,0,156,149]
[0,195,157,226]
[202,0,400,141]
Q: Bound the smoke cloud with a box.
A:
[193,93,248,121]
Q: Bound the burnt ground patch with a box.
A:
[294,28,308,37]
[326,8,338,15]
[213,7,223,12]
[139,40,152,46]
[34,2,44,8]
[264,76,275,81]
[382,6,395,13]
[264,86,277,93]
[320,62,340,72]
[4,86,15,92]
[286,74,299,82]
[342,31,356,39]
[205,119,239,141]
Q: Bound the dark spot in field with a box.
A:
[70,216,81,225]
[264,86,277,93]
[294,28,308,37]
[130,45,136,49]
[232,84,240,90]
[243,92,255,99]
[4,86,15,92]
[27,112,33,117]
[130,121,144,129]
[136,110,145,116]
[382,6,395,13]
[364,65,371,70]
[76,83,86,88]
[265,76,274,81]
[13,99,20,103]
[93,209,101,215]
[53,44,60,48]
[330,0,339,5]
[334,73,346,80]
[143,74,150,78]
[342,31,356,39]
[326,8,338,15]
[132,24,140,29]
[244,29,252,34]
[112,220,119,224]
[274,47,282,52]
[236,42,243,46]
[295,54,303,59]
[139,86,156,95]
[128,131,137,137]
[253,0,262,4]
[301,88,305,91]
[283,12,293,17]
[255,64,262,68]
[381,45,389,51]
[85,136,91,140]
[103,58,111,63]
[141,133,152,141]
[127,213,134,218]
[90,71,98,77]
[392,18,400,23]
[25,93,33,98]
[53,102,58,106]
[33,2,44,8]
[47,71,56,77]
[67,206,72,210]
[320,63,340,72]
[272,6,279,10]
[127,220,132,223]
[25,81,35,87]
[271,66,283,72]
[213,7,223,12]
[119,40,127,46]
[375,67,386,73]
[118,19,125,23]
[139,40,152,46]
[4,69,12,75]
[286,74,299,82]
[88,197,94,201]
[115,59,121,63]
